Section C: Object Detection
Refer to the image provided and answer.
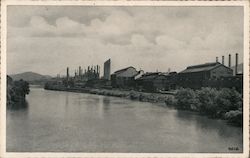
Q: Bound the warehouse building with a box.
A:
[111,66,144,88]
[178,62,233,89]
[136,72,177,92]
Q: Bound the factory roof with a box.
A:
[138,74,159,80]
[179,62,231,73]
[137,72,175,80]
[113,66,136,74]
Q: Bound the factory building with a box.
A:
[111,66,144,88]
[176,53,244,90]
[104,59,111,80]
[178,62,233,89]
[52,53,242,92]
[83,65,100,81]
[136,72,177,92]
[179,62,233,79]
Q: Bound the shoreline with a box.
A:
[44,86,174,104]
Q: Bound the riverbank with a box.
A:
[45,86,174,103]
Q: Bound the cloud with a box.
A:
[156,35,187,50]
[131,34,151,47]
[7,6,244,76]
[8,16,87,37]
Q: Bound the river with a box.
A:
[6,87,243,153]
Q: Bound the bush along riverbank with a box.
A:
[88,88,173,103]
[165,87,243,127]
[45,84,174,103]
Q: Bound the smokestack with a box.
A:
[222,56,224,65]
[66,67,69,81]
[97,65,100,78]
[228,54,231,67]
[216,57,218,62]
[96,65,99,73]
[235,53,238,75]
[79,66,81,76]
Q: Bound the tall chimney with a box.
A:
[66,67,69,81]
[228,54,231,67]
[222,56,224,65]
[216,57,218,62]
[235,53,238,75]
[79,66,81,76]
[97,65,100,78]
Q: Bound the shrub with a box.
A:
[216,88,242,116]
[164,96,177,107]
[129,91,139,100]
[224,110,243,126]
[175,88,198,110]
[196,87,218,117]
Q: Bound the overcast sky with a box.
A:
[7,6,244,76]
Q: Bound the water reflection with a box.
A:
[102,97,111,111]
[174,110,243,138]
[7,100,29,111]
[65,92,69,106]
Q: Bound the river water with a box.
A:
[7,87,243,153]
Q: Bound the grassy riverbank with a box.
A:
[88,88,174,103]
[45,85,174,103]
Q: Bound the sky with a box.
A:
[7,6,244,76]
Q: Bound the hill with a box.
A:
[10,72,52,82]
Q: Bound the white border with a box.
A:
[1,1,249,158]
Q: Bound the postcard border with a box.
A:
[1,1,249,158]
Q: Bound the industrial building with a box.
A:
[177,62,233,89]
[179,62,233,79]
[136,72,177,92]
[111,66,144,88]
[177,53,242,91]
[103,59,111,80]
[48,53,242,92]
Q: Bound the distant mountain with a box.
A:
[10,72,52,82]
